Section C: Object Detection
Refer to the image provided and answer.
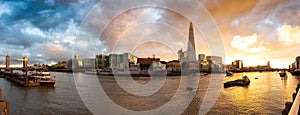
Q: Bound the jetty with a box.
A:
[0,55,54,87]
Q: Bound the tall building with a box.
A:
[187,22,197,62]
[67,55,81,69]
[185,22,198,70]
[23,55,28,68]
[296,56,300,69]
[232,60,243,70]
[267,61,271,68]
[206,56,222,64]
[178,49,187,62]
[198,54,205,62]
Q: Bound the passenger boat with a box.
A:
[30,71,55,87]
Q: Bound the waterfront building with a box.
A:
[206,56,223,71]
[289,56,300,70]
[267,61,271,68]
[166,60,181,71]
[82,58,95,69]
[186,22,198,70]
[187,22,197,62]
[206,56,222,65]
[137,56,160,70]
[232,60,243,71]
[67,55,81,69]
[199,60,210,72]
[151,61,166,70]
[109,53,138,71]
[178,49,187,62]
[198,54,205,62]
[296,56,300,69]
[95,54,110,69]
[178,22,198,70]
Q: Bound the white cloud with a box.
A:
[0,3,11,16]
[231,33,257,50]
[278,25,300,46]
[231,33,268,53]
[22,26,46,37]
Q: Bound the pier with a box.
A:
[0,55,42,87]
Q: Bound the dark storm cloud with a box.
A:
[0,0,99,64]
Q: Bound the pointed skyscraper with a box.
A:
[187,22,197,63]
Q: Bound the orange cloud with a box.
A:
[278,25,300,45]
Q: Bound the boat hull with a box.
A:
[224,79,250,88]
[39,80,55,87]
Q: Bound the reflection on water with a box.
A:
[0,72,92,115]
[0,72,299,114]
[208,72,300,114]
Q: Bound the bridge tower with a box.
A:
[5,55,10,70]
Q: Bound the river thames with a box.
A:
[0,72,299,114]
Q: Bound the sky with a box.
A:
[0,0,299,68]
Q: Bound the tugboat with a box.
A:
[224,76,250,88]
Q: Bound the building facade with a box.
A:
[95,54,110,69]
[82,58,95,69]
[109,53,138,71]
[232,60,243,71]
[198,54,205,62]
[67,55,81,69]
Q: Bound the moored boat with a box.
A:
[224,76,250,88]
[30,71,55,87]
[279,71,287,77]
[226,71,233,76]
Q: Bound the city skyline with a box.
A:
[0,0,300,68]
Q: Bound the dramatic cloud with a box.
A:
[0,0,99,64]
[278,25,300,46]
[0,0,299,68]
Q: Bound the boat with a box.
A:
[279,71,287,77]
[226,71,233,76]
[224,76,250,88]
[290,69,300,76]
[31,71,55,87]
